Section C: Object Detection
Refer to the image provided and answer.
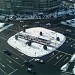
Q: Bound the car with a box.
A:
[66,29,72,33]
[20,20,24,22]
[24,60,33,67]
[61,62,75,74]
[46,23,51,27]
[35,58,44,64]
[26,68,36,74]
[60,21,67,25]
[4,23,9,27]
[3,50,12,55]
[61,54,75,74]
[46,23,51,26]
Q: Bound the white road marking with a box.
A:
[49,52,55,58]
[0,63,5,67]
[7,64,15,70]
[47,52,60,62]
[66,36,75,41]
[21,64,25,67]
[63,57,69,62]
[12,56,19,60]
[0,68,7,75]
[55,49,72,56]
[0,34,9,39]
[8,69,18,75]
[15,57,19,60]
[0,24,13,32]
[6,55,21,66]
[1,51,21,66]
[0,36,7,41]
[59,55,62,58]
[54,54,67,65]
[6,59,12,63]
[6,29,18,33]
[29,58,35,62]
[67,40,74,47]
[7,48,25,60]
[61,71,73,75]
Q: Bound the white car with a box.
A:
[60,19,75,27]
[35,59,44,63]
[60,21,68,25]
[27,68,36,74]
[46,23,51,26]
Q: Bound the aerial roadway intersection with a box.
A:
[0,19,75,75]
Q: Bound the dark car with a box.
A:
[24,60,33,67]
[4,23,9,27]
[27,68,36,74]
[3,50,12,55]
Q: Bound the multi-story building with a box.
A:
[0,0,62,14]
[0,0,5,11]
[62,0,75,8]
[0,0,13,14]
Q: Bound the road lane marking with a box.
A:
[47,52,60,62]
[0,34,9,40]
[8,69,18,75]
[49,52,55,58]
[6,59,12,63]
[7,64,15,70]
[7,48,25,60]
[6,29,18,33]
[66,36,75,41]
[6,55,21,66]
[0,68,7,75]
[29,58,35,62]
[0,63,5,68]
[55,49,72,56]
[0,36,7,41]
[67,40,74,47]
[63,57,69,62]
[61,71,73,75]
[1,51,21,66]
[0,24,13,32]
[54,54,67,65]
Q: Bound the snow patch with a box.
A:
[7,27,66,57]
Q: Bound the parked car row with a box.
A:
[0,8,75,21]
[3,49,45,74]
[24,59,45,74]
[60,18,75,28]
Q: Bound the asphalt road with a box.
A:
[0,20,75,75]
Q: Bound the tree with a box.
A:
[56,37,60,41]
[40,32,42,36]
[43,45,47,50]
[15,35,18,40]
[26,41,32,46]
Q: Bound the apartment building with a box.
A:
[0,0,62,14]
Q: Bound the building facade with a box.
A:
[62,0,75,9]
[0,0,62,14]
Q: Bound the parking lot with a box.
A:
[0,19,75,75]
